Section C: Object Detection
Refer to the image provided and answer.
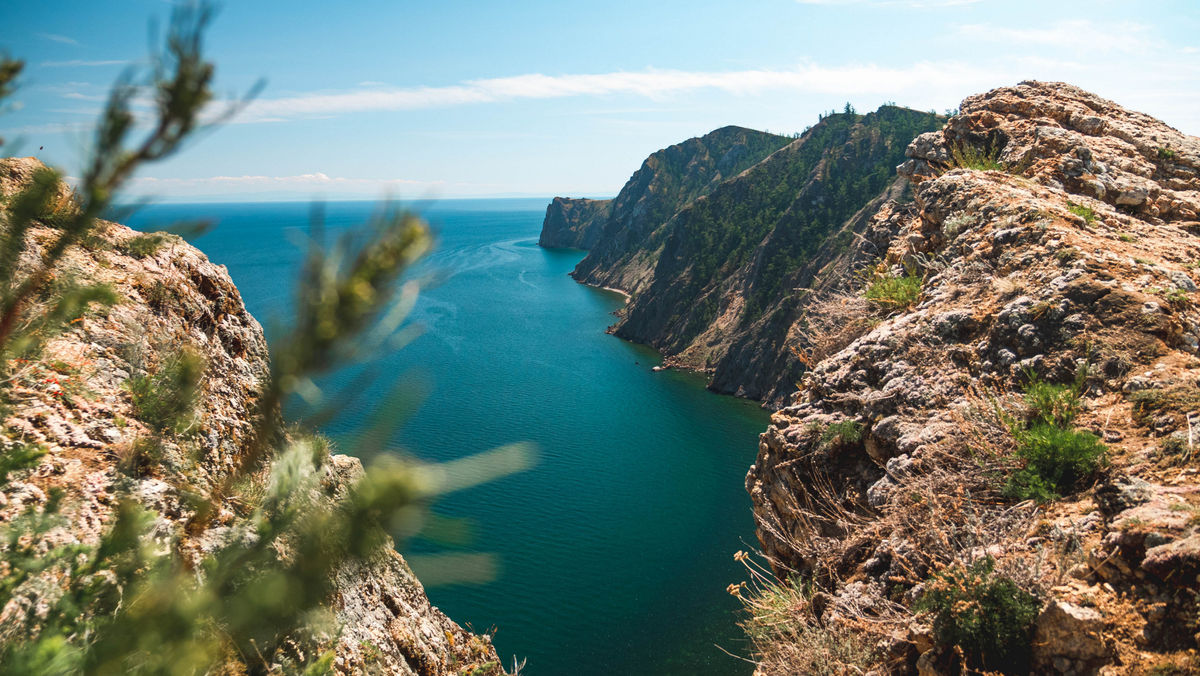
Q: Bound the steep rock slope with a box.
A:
[0,158,501,675]
[544,108,944,407]
[611,107,945,406]
[747,82,1200,673]
[537,196,611,249]
[568,125,792,295]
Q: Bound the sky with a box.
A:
[2,0,1199,202]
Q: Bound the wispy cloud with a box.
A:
[36,32,79,46]
[956,20,1151,54]
[132,172,433,186]
[125,172,445,194]
[0,121,93,136]
[61,92,107,101]
[233,62,1004,123]
[40,59,127,68]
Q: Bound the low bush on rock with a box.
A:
[916,556,1040,673]
[863,270,922,311]
[1003,372,1107,502]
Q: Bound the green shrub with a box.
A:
[1157,146,1177,161]
[820,420,863,448]
[916,557,1040,673]
[1067,202,1096,225]
[123,349,205,436]
[1004,423,1106,501]
[950,142,1006,171]
[1054,247,1079,263]
[1003,370,1105,501]
[121,232,167,258]
[1022,375,1084,427]
[863,271,921,310]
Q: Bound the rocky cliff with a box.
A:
[564,125,792,295]
[0,158,502,675]
[537,196,611,249]
[543,109,944,407]
[746,82,1200,674]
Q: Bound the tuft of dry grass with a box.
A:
[797,291,878,364]
[734,551,883,676]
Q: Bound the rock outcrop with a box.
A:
[537,196,611,249]
[0,157,501,675]
[567,125,793,296]
[747,82,1200,673]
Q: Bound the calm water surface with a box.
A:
[125,199,767,676]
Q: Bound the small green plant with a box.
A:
[1157,146,1177,161]
[1160,435,1189,457]
[1165,288,1190,310]
[1118,233,1136,243]
[1004,423,1107,502]
[1022,372,1084,427]
[942,213,975,240]
[950,142,1006,171]
[144,280,177,312]
[1004,370,1106,501]
[1055,247,1079,263]
[123,348,205,436]
[1067,201,1097,225]
[863,270,922,311]
[121,232,168,258]
[916,557,1040,673]
[820,420,864,448]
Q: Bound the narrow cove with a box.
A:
[126,199,768,675]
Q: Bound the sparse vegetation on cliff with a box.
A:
[552,106,944,405]
[863,268,922,311]
[916,557,1039,672]
[746,81,1200,674]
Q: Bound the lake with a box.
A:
[125,199,768,675]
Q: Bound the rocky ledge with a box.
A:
[747,82,1200,673]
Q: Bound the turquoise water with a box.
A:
[125,200,767,675]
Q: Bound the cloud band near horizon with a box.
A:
[233,61,1004,123]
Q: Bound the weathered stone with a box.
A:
[1034,601,1110,663]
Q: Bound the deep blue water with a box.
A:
[124,199,767,676]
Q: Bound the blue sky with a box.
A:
[2,0,1198,201]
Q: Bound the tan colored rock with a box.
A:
[748,83,1200,673]
[1034,601,1110,664]
[0,158,500,675]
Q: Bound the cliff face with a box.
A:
[0,158,500,675]
[568,125,792,295]
[747,82,1200,673]
[611,107,945,406]
[543,109,945,407]
[537,196,611,249]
